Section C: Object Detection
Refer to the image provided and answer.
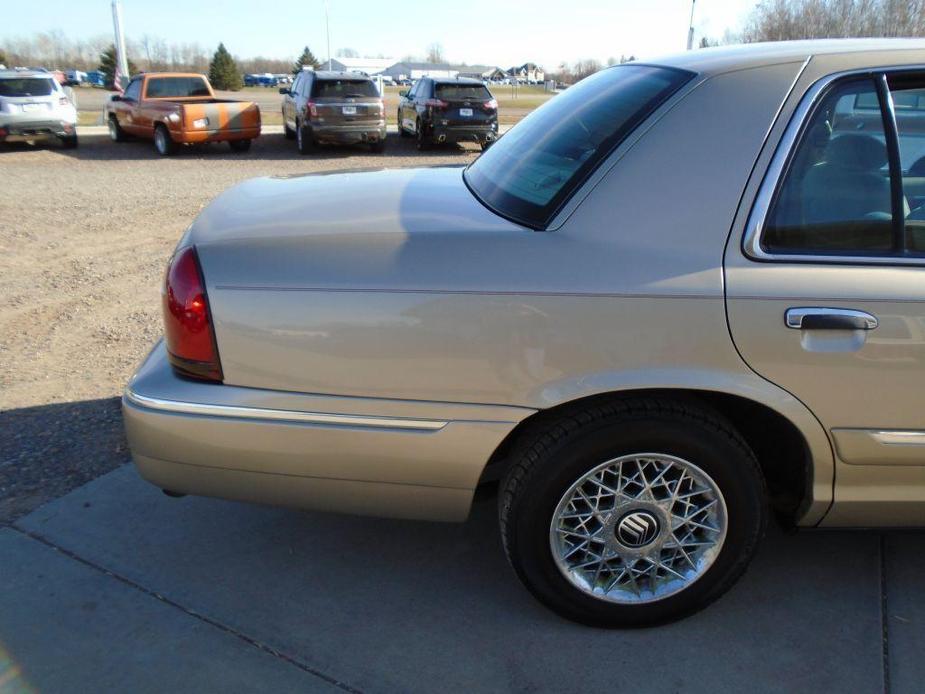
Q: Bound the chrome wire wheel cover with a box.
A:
[550,453,727,604]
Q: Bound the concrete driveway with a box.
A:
[1,464,922,693]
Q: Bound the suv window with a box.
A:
[145,76,211,98]
[464,64,693,228]
[311,79,378,98]
[435,83,491,100]
[762,79,894,254]
[0,78,55,97]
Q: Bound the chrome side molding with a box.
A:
[124,389,449,431]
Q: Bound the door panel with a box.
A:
[726,68,925,526]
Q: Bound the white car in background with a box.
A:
[0,70,78,148]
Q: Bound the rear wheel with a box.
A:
[283,120,296,140]
[415,119,430,151]
[153,124,176,156]
[108,115,126,142]
[499,397,767,627]
[296,120,315,154]
[229,139,251,152]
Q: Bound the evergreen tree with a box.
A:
[208,43,243,91]
[98,45,139,90]
[292,46,320,74]
[0,49,7,67]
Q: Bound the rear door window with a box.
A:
[311,79,378,98]
[0,78,55,97]
[435,83,491,101]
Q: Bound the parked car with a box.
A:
[104,72,261,156]
[124,39,925,627]
[0,69,77,148]
[280,70,386,153]
[397,76,498,150]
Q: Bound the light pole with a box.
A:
[323,0,332,70]
[686,0,696,50]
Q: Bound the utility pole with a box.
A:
[686,0,696,50]
[323,0,332,70]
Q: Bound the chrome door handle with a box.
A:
[785,307,879,330]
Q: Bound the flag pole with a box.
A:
[111,0,130,91]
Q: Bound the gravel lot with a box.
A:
[0,131,480,522]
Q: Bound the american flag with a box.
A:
[112,56,125,94]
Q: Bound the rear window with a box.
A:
[464,64,693,228]
[0,78,55,97]
[312,79,379,98]
[435,83,491,100]
[145,76,211,98]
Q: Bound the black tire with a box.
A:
[108,115,127,142]
[398,113,410,137]
[283,120,296,140]
[415,119,430,151]
[153,124,177,156]
[229,139,251,152]
[60,134,78,149]
[499,396,767,628]
[296,120,315,155]
[370,138,386,153]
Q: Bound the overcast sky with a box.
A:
[3,0,755,68]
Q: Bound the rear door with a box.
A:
[311,77,381,126]
[725,69,925,526]
[434,82,494,127]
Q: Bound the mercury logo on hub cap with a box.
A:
[616,511,660,548]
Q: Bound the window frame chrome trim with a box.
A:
[743,64,925,266]
[124,388,449,431]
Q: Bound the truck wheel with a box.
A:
[108,115,126,142]
[415,119,430,151]
[499,397,767,627]
[370,138,386,153]
[229,139,251,153]
[297,121,315,155]
[284,122,296,140]
[153,125,177,156]
[59,134,78,149]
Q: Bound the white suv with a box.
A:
[0,70,78,148]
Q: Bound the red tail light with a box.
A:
[163,246,223,382]
[483,98,498,111]
[424,98,448,110]
[305,100,318,118]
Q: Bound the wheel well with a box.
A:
[480,389,811,523]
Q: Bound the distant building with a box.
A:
[380,62,458,80]
[451,65,505,80]
[507,63,545,82]
[325,57,397,76]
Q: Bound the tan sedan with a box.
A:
[124,39,925,627]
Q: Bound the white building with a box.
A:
[325,57,397,76]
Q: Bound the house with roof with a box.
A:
[507,63,545,82]
[379,62,461,80]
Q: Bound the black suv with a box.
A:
[397,77,498,150]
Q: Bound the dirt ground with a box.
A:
[0,131,479,522]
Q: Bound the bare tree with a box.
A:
[742,0,925,42]
[425,42,445,63]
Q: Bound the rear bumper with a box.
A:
[431,123,498,144]
[171,126,261,144]
[0,118,75,141]
[123,341,532,521]
[311,123,387,144]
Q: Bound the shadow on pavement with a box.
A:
[0,397,127,524]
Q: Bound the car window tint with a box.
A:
[311,79,378,98]
[887,79,925,254]
[464,64,692,228]
[435,84,491,100]
[146,76,211,98]
[762,80,894,254]
[0,78,54,96]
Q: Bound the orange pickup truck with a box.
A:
[105,72,261,155]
